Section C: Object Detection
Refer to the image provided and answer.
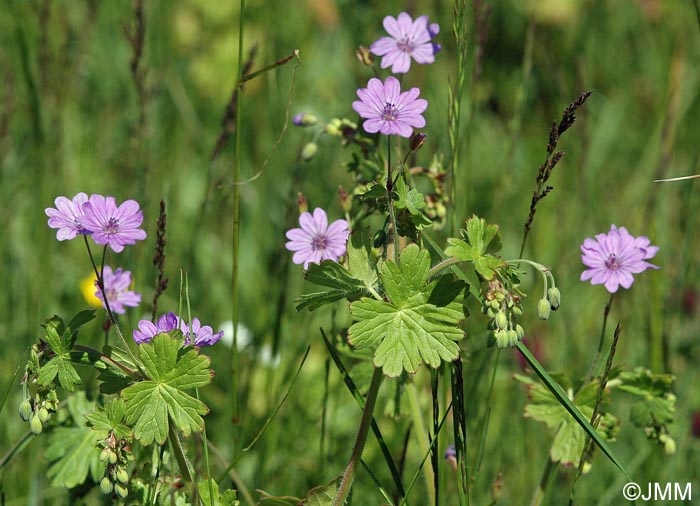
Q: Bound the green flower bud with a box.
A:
[515,324,525,341]
[495,330,510,349]
[109,450,118,465]
[115,467,129,484]
[100,477,114,495]
[100,448,111,463]
[507,329,519,347]
[662,435,676,455]
[325,118,342,136]
[38,407,50,423]
[537,299,551,320]
[547,287,561,310]
[293,113,318,127]
[486,307,497,319]
[19,400,32,422]
[512,305,523,317]
[489,299,501,310]
[30,415,43,435]
[300,142,318,161]
[115,483,128,498]
[296,192,308,214]
[495,311,508,330]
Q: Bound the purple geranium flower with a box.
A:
[352,76,427,138]
[95,266,141,314]
[285,208,350,269]
[185,318,224,346]
[80,195,147,253]
[133,312,222,347]
[45,192,92,240]
[133,312,186,344]
[370,12,440,74]
[580,225,659,293]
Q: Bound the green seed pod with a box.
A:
[19,400,32,422]
[507,330,519,347]
[547,287,561,310]
[100,477,114,495]
[512,306,523,317]
[30,415,43,435]
[115,483,128,498]
[115,467,129,484]
[300,142,318,161]
[495,311,508,331]
[489,299,501,310]
[100,448,111,463]
[37,407,50,423]
[109,450,118,465]
[495,330,510,349]
[537,299,551,320]
[515,324,525,341]
[486,307,497,319]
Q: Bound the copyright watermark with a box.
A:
[622,482,693,502]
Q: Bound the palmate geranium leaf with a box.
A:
[515,374,619,467]
[349,245,465,377]
[38,316,80,392]
[393,177,426,216]
[85,398,132,439]
[445,215,505,280]
[122,334,213,445]
[296,260,369,311]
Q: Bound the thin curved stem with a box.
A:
[82,236,139,365]
[584,292,615,383]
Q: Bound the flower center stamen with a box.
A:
[312,234,329,251]
[105,217,120,234]
[382,103,398,121]
[397,38,414,53]
[605,254,621,270]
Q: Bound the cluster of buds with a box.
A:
[19,343,60,434]
[482,279,526,348]
[99,432,133,498]
[18,389,58,435]
[537,286,561,320]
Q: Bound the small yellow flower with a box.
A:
[80,272,102,308]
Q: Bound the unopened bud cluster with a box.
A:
[19,391,58,435]
[99,432,133,499]
[19,344,59,435]
[537,286,561,320]
[482,280,525,348]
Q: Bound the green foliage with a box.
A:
[295,261,368,311]
[199,479,240,506]
[616,367,676,450]
[45,393,106,488]
[122,334,212,445]
[445,215,505,280]
[85,398,132,440]
[393,177,432,229]
[515,374,619,467]
[349,245,465,377]
[37,311,96,392]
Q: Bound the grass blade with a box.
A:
[515,341,631,480]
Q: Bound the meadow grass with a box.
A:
[1,0,699,504]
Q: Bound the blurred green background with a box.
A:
[1,0,699,504]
